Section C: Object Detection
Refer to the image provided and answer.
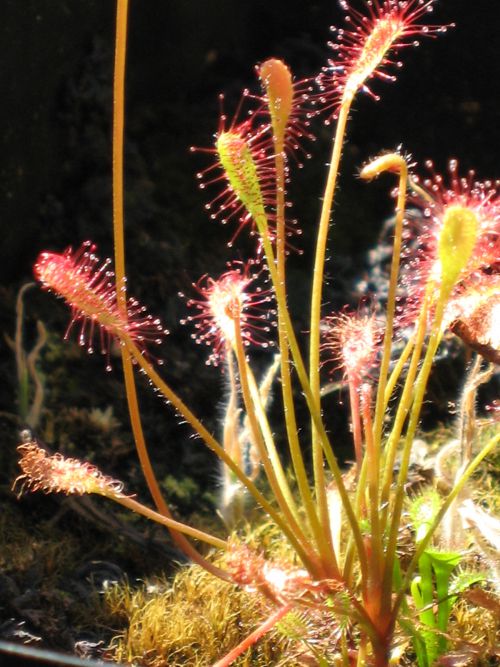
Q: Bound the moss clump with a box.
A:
[445,595,500,664]
[105,565,287,666]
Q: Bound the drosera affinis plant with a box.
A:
[14,0,500,665]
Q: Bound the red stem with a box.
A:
[211,604,292,667]
[348,377,363,474]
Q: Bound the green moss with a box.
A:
[106,566,286,667]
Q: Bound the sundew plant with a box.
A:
[14,1,499,665]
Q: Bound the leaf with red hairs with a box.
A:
[34,241,168,369]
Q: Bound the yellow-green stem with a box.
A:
[258,226,341,575]
[356,636,367,667]
[232,317,322,572]
[381,295,447,616]
[362,384,382,592]
[273,145,337,568]
[123,335,320,576]
[244,355,304,528]
[408,176,434,205]
[379,291,431,530]
[341,634,350,666]
[222,345,241,467]
[309,95,352,509]
[383,335,415,411]
[343,454,369,582]
[255,217,319,527]
[274,147,287,295]
[278,289,365,576]
[113,494,228,551]
[372,163,408,458]
[274,149,322,535]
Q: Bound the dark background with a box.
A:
[2,1,499,279]
[0,0,499,497]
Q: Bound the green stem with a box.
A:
[379,290,431,532]
[243,355,305,529]
[381,295,445,617]
[232,319,317,564]
[356,635,367,667]
[372,162,408,459]
[222,346,241,468]
[361,384,382,598]
[342,453,369,582]
[123,335,320,575]
[286,306,366,576]
[274,148,328,551]
[257,228,342,576]
[255,208,358,573]
[309,95,352,530]
[408,176,434,205]
[113,494,228,551]
[382,335,415,411]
